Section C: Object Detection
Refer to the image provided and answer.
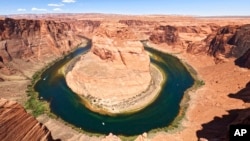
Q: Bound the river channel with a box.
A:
[34,42,194,136]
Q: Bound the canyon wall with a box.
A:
[149,23,250,64]
[204,24,250,62]
[0,18,100,76]
[235,49,250,68]
[149,25,180,45]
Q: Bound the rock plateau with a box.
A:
[65,23,158,114]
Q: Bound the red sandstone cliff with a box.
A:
[0,18,100,63]
[0,98,57,141]
[206,24,250,61]
[149,25,180,45]
[235,49,250,69]
[0,18,100,76]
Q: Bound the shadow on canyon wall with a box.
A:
[235,49,250,69]
[196,81,250,141]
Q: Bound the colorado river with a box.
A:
[34,42,194,136]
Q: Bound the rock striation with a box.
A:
[0,18,101,62]
[0,18,100,75]
[149,25,179,45]
[207,25,239,58]
[65,23,158,114]
[0,98,57,141]
[206,24,250,60]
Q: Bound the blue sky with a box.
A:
[0,0,250,16]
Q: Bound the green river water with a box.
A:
[34,42,194,136]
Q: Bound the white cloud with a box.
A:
[48,3,64,7]
[31,7,47,11]
[17,8,26,12]
[62,0,76,3]
[53,8,62,11]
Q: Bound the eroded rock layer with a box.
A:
[0,98,56,141]
[0,18,100,76]
[66,23,153,114]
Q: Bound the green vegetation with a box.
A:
[141,42,206,135]
[25,71,49,117]
[25,40,206,138]
[119,135,137,141]
[24,41,89,117]
[24,63,56,117]
[24,49,70,117]
[196,80,205,86]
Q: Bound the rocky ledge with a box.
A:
[65,23,163,114]
[0,98,56,141]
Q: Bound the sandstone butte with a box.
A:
[0,14,250,141]
[65,23,162,114]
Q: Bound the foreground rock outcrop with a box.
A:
[0,98,56,141]
[66,23,160,114]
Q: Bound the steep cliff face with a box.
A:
[0,18,100,75]
[0,18,98,63]
[207,25,239,58]
[0,18,41,63]
[70,20,101,38]
[177,26,203,33]
[149,25,179,45]
[119,20,156,26]
[227,24,250,58]
[118,20,158,40]
[235,49,250,69]
[180,24,250,64]
[0,98,56,141]
[206,24,250,60]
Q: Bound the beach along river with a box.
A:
[34,42,194,136]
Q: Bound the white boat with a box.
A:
[43,76,48,80]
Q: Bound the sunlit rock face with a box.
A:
[0,18,100,75]
[149,25,179,45]
[0,18,99,63]
[0,98,55,141]
[65,23,152,113]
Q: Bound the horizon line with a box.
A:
[1,12,250,18]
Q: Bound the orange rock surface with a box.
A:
[0,98,56,141]
[65,23,153,114]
